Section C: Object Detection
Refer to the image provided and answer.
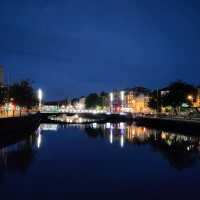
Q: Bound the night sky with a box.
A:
[0,0,199,100]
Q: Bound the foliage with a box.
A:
[162,81,197,109]
[85,93,100,109]
[85,92,108,109]
[10,80,37,108]
[148,81,197,113]
[148,89,162,112]
[0,86,8,105]
[71,98,79,106]
[99,92,109,108]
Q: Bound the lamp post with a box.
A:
[120,91,125,112]
[187,95,194,108]
[38,89,43,111]
[187,95,193,101]
[110,92,113,113]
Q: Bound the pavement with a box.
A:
[0,111,29,118]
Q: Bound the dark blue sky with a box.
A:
[0,0,199,100]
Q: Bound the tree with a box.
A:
[85,92,109,109]
[148,89,162,112]
[99,92,109,108]
[85,93,100,109]
[0,86,8,105]
[10,80,37,109]
[71,98,79,106]
[162,81,197,113]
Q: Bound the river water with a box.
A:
[1,122,200,197]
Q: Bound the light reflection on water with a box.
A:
[1,123,200,172]
[1,122,200,194]
[84,122,200,152]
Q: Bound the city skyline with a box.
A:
[1,0,200,196]
[0,0,200,100]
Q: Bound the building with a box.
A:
[78,97,86,110]
[194,88,200,108]
[0,65,4,85]
[125,87,151,113]
[197,88,200,107]
[161,90,170,97]
[109,87,151,113]
[110,91,125,112]
[125,92,151,113]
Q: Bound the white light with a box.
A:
[106,122,111,129]
[37,133,42,148]
[110,129,113,144]
[38,89,43,101]
[93,110,97,114]
[40,124,58,131]
[120,134,124,148]
[120,91,125,101]
[120,122,125,130]
[110,92,114,102]
[79,118,83,123]
[36,127,42,149]
[93,123,97,128]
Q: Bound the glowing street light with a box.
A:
[110,92,114,102]
[120,91,125,101]
[187,95,194,107]
[36,126,42,149]
[110,92,114,113]
[120,134,124,148]
[110,128,113,144]
[38,89,43,110]
[187,95,193,101]
[120,91,125,111]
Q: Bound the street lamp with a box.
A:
[110,92,113,102]
[187,95,193,101]
[110,92,113,113]
[187,95,194,108]
[120,91,125,101]
[120,91,125,111]
[38,89,43,111]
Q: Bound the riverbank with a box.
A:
[135,116,200,135]
[1,112,200,139]
[40,112,200,134]
[0,114,40,149]
[40,112,134,124]
[0,114,40,134]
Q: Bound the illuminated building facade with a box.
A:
[109,87,151,113]
[110,91,123,112]
[125,89,151,113]
[194,88,200,107]
[77,97,86,110]
[198,89,200,107]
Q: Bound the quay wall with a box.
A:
[0,114,40,135]
[135,117,200,134]
[0,114,41,149]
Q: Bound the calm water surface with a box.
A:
[1,122,200,197]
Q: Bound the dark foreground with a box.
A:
[1,122,200,197]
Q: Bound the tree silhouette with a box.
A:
[162,81,197,112]
[10,80,37,109]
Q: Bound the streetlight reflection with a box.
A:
[36,126,42,149]
[110,128,113,144]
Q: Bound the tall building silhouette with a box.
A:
[0,65,4,84]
